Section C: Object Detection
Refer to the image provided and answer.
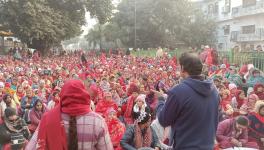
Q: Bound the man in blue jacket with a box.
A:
[157,52,220,150]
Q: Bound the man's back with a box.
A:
[158,77,220,150]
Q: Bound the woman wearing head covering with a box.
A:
[240,94,259,115]
[120,108,160,150]
[122,83,140,125]
[247,69,264,88]
[13,85,25,103]
[29,99,47,133]
[0,107,30,150]
[227,67,243,88]
[34,80,113,150]
[105,108,125,150]
[95,91,118,117]
[47,90,60,110]
[254,83,264,100]
[145,91,158,115]
[220,90,234,119]
[231,90,246,116]
[248,101,264,149]
[132,94,151,121]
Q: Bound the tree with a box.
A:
[87,0,216,49]
[86,24,101,49]
[0,0,113,54]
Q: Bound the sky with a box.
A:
[81,0,121,37]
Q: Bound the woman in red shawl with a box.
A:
[105,108,125,150]
[220,89,234,119]
[254,83,264,100]
[122,83,140,125]
[95,91,118,117]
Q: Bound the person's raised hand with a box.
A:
[151,89,163,98]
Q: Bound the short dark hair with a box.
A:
[179,52,203,76]
[236,116,249,126]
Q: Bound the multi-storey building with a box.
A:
[194,0,264,51]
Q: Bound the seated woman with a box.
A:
[13,85,25,104]
[132,94,151,120]
[231,90,246,116]
[0,107,31,150]
[47,90,60,110]
[248,101,264,149]
[254,83,264,100]
[220,89,234,119]
[29,99,47,133]
[247,69,264,88]
[240,94,259,115]
[105,108,125,150]
[20,88,38,123]
[120,109,160,150]
[216,116,258,150]
[151,117,171,150]
[95,91,118,117]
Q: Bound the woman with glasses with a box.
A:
[0,107,30,150]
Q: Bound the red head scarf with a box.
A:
[127,83,140,96]
[37,80,91,150]
[254,83,264,100]
[235,90,245,109]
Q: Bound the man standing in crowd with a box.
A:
[157,52,220,149]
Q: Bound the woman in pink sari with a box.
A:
[29,99,47,133]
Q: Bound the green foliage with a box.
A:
[86,0,216,49]
[0,0,113,53]
[86,24,101,49]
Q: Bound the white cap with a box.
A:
[0,82,4,88]
[228,83,237,90]
[136,94,146,102]
[220,64,226,69]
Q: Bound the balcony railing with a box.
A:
[236,28,264,42]
[232,1,264,17]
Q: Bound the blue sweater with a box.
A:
[158,77,220,150]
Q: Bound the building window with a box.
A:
[241,25,255,34]
[214,2,219,14]
[225,0,231,6]
[232,7,239,15]
[222,0,230,14]
[230,31,238,42]
[218,43,224,49]
[242,0,256,7]
[208,4,214,15]
[224,25,230,35]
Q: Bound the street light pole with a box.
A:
[134,0,137,49]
